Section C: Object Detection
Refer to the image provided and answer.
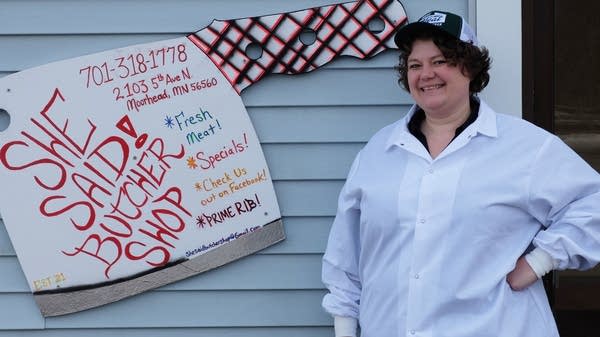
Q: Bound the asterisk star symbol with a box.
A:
[196,215,206,228]
[187,156,198,169]
[164,115,175,128]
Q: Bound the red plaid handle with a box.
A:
[188,0,407,93]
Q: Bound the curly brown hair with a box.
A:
[396,28,491,94]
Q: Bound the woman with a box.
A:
[321,10,600,337]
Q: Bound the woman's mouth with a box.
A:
[421,84,444,92]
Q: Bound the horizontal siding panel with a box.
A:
[0,34,399,71]
[249,105,406,143]
[0,218,14,255]
[0,256,27,291]
[0,0,351,35]
[276,180,342,216]
[242,68,411,106]
[0,327,333,337]
[0,254,325,292]
[0,293,44,329]
[161,254,324,291]
[44,290,330,328]
[262,216,331,254]
[264,143,362,180]
[0,216,333,257]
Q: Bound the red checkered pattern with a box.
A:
[188,0,407,93]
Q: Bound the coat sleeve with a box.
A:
[528,135,600,270]
[322,151,363,318]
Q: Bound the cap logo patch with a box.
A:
[419,12,446,26]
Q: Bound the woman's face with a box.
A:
[406,39,471,119]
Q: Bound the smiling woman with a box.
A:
[402,39,472,158]
[405,40,471,121]
[321,9,600,337]
[394,18,490,159]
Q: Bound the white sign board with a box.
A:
[0,36,283,315]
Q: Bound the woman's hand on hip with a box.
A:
[506,256,538,291]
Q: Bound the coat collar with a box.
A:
[385,97,498,152]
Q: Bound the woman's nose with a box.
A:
[420,64,435,79]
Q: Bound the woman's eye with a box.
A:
[408,64,421,70]
[433,59,447,65]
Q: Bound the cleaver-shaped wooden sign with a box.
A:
[0,0,407,316]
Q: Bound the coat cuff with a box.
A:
[334,315,358,337]
[524,247,556,278]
